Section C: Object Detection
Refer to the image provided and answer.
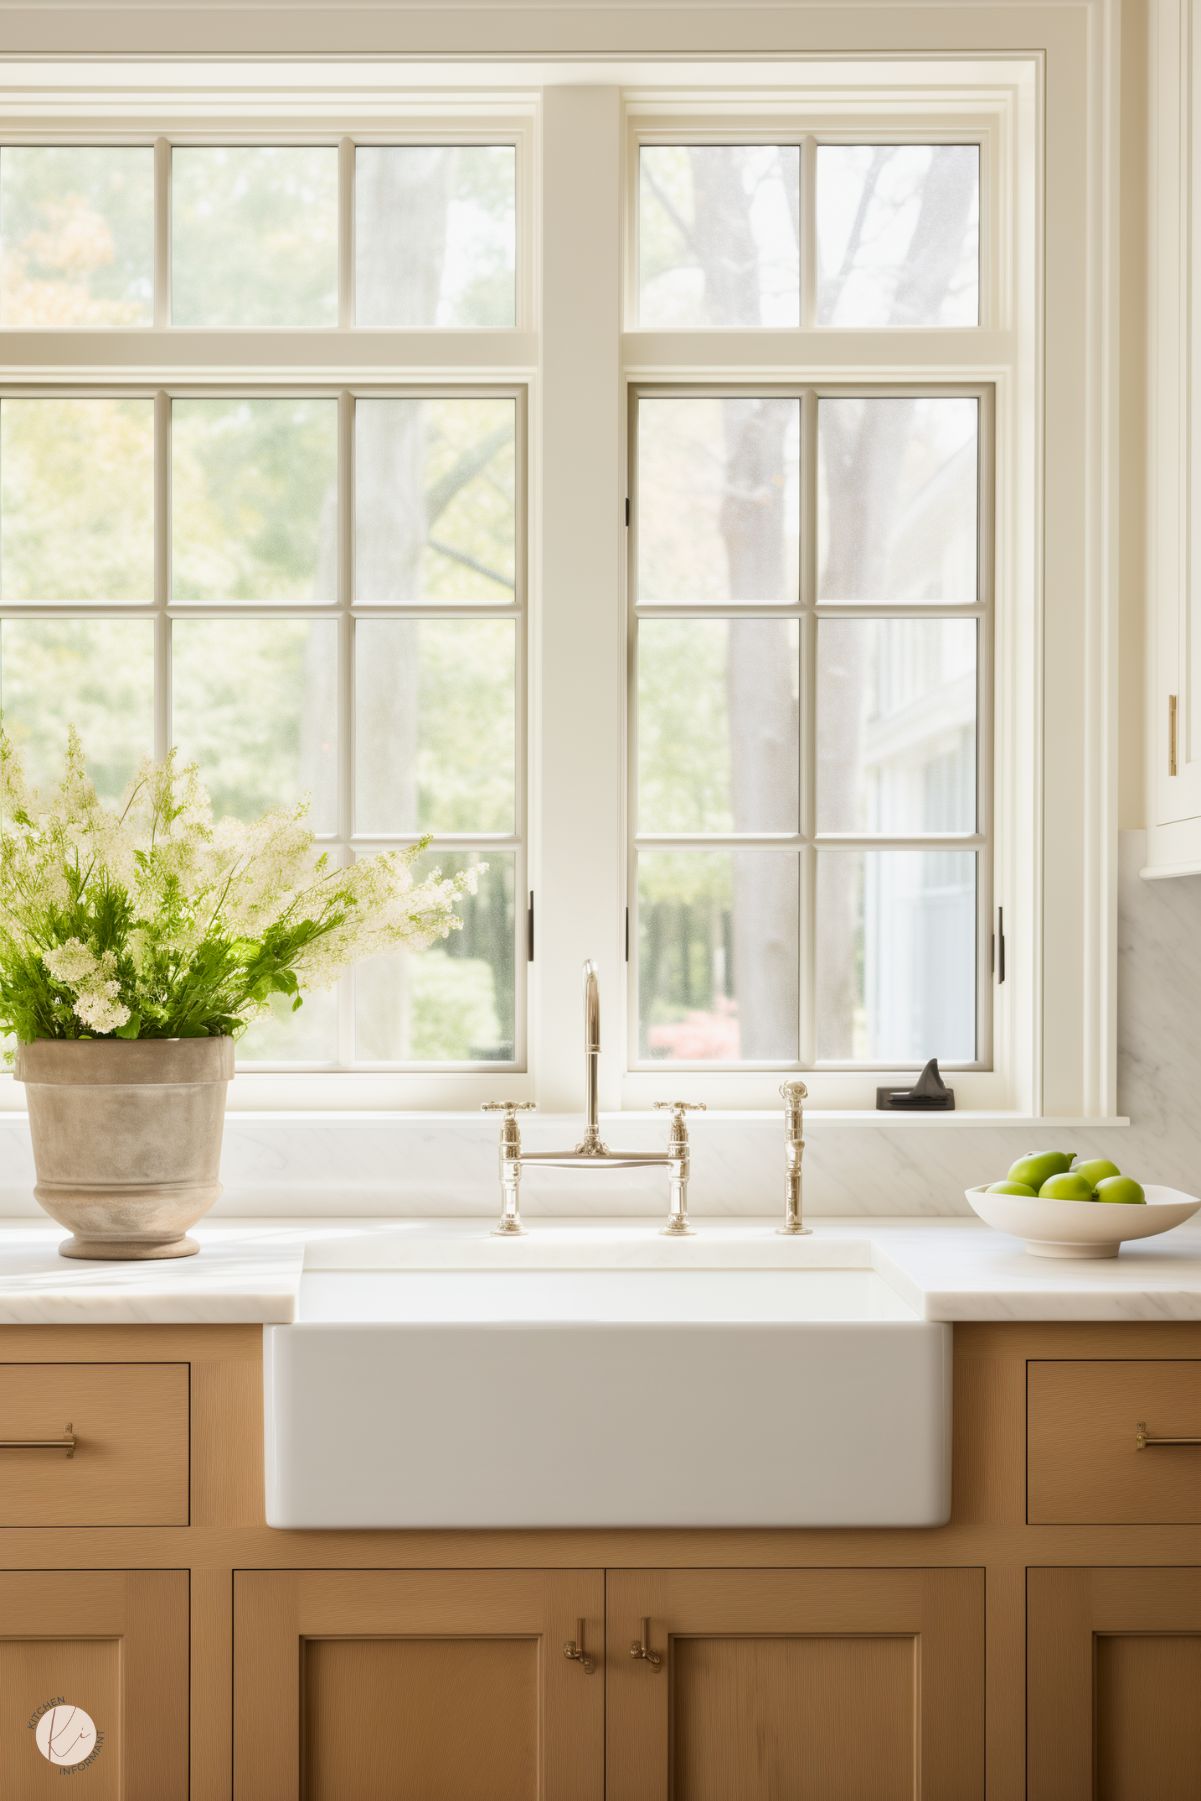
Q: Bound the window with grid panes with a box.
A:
[630,140,989,1071]
[0,140,524,1070]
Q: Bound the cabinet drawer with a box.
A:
[0,1363,188,1526]
[1028,1360,1201,1523]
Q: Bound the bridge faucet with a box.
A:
[483,960,704,1236]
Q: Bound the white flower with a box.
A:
[43,938,101,986]
[72,981,130,1034]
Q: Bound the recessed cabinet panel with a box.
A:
[1028,1360,1201,1522]
[672,1633,916,1801]
[607,1567,984,1801]
[0,1637,120,1801]
[1095,1633,1201,1799]
[0,1571,187,1801]
[302,1636,539,1801]
[234,1569,603,1801]
[1029,1567,1201,1801]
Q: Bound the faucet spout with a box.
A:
[482,956,705,1233]
[578,960,605,1154]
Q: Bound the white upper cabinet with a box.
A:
[1146,0,1201,873]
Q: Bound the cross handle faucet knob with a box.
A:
[481,1101,537,1117]
[653,1100,707,1115]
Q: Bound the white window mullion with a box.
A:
[153,138,170,331]
[536,87,626,1113]
[798,386,818,1066]
[153,387,171,761]
[336,387,356,1070]
[338,137,355,331]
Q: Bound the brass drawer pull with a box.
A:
[630,1617,663,1670]
[0,1422,75,1458]
[562,1619,595,1675]
[1135,1420,1201,1450]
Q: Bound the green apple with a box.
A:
[1071,1158,1122,1187]
[986,1180,1038,1197]
[1008,1151,1074,1190]
[1095,1175,1147,1205]
[1039,1172,1098,1202]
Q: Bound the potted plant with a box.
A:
[0,730,475,1260]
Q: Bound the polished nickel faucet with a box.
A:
[483,960,704,1236]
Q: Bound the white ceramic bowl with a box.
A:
[964,1183,1201,1258]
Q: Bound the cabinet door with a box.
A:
[607,1567,984,1801]
[1148,0,1201,859]
[0,1570,187,1801]
[1029,1567,1201,1800]
[234,1568,603,1801]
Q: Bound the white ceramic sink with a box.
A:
[264,1227,950,1529]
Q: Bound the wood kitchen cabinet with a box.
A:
[0,1570,188,1801]
[234,1565,982,1801]
[607,1567,984,1801]
[1028,1567,1201,1801]
[2,1317,1201,1801]
[233,1568,604,1801]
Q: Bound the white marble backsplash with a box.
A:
[0,830,1196,1218]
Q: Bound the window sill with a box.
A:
[0,1107,1129,1128]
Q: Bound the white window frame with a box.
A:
[0,20,1121,1124]
[0,109,541,1109]
[608,90,1030,1114]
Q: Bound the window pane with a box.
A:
[355,619,515,835]
[816,145,979,327]
[171,146,338,327]
[818,396,977,605]
[637,618,798,833]
[356,145,516,328]
[355,396,516,604]
[0,618,153,802]
[0,397,153,601]
[636,849,798,1061]
[0,146,153,326]
[636,397,799,606]
[355,850,515,1062]
[638,145,800,328]
[816,848,976,1062]
[172,618,337,831]
[238,983,339,1065]
[817,618,977,834]
[171,397,337,603]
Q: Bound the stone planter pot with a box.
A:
[14,1037,235,1260]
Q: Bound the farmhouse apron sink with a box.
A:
[264,1231,950,1529]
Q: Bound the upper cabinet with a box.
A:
[1146,0,1201,873]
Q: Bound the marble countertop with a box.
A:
[3,1212,1201,1324]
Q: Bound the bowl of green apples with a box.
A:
[965,1154,1201,1258]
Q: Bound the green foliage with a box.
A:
[0,731,476,1045]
